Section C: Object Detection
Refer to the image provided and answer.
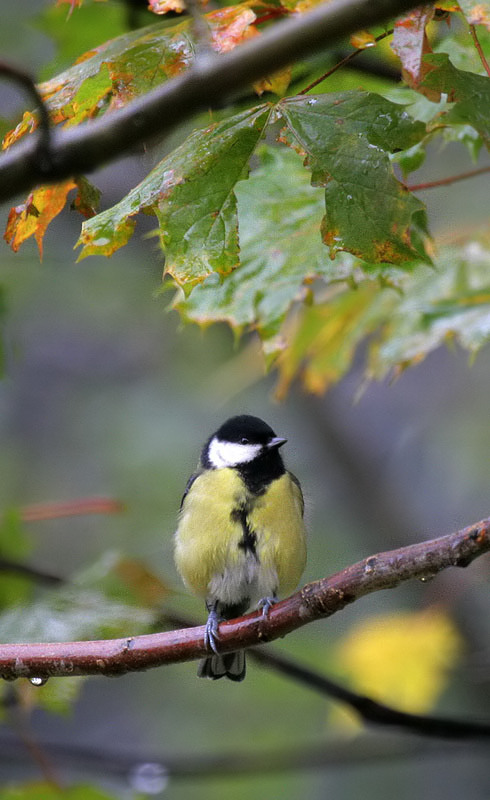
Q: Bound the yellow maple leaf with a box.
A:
[334,608,463,720]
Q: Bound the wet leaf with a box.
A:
[278,93,429,264]
[175,145,362,347]
[78,105,272,284]
[422,53,490,145]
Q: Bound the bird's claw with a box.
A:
[204,607,222,655]
[258,595,277,618]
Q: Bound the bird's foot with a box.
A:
[258,595,277,618]
[204,606,222,655]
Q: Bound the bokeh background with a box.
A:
[0,2,488,798]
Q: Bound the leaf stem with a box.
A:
[405,164,490,192]
[299,28,394,94]
[469,24,490,78]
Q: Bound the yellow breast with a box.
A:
[174,469,306,601]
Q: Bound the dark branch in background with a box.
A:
[0,517,487,683]
[249,647,490,739]
[0,559,63,586]
[0,61,52,175]
[0,0,429,202]
[0,729,487,782]
[166,612,490,740]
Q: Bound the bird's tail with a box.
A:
[197,650,246,682]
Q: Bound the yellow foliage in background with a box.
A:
[333,608,463,725]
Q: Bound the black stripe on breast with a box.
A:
[231,507,257,557]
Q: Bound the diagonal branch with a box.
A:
[0,516,487,681]
[0,0,429,202]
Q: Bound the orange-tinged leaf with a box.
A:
[113,557,173,607]
[392,5,440,98]
[350,30,377,49]
[149,0,187,13]
[335,609,463,718]
[2,111,38,150]
[4,181,77,258]
[211,7,257,53]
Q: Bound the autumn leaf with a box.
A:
[334,609,463,718]
[274,282,391,398]
[350,30,377,49]
[392,5,441,99]
[4,181,77,258]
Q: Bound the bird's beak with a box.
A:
[268,436,287,450]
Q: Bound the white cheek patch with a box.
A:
[208,437,262,468]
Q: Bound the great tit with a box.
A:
[174,414,307,681]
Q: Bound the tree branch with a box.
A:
[0,516,487,681]
[0,0,428,202]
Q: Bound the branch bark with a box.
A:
[0,0,429,202]
[0,516,487,681]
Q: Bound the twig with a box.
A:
[469,24,490,78]
[0,0,433,202]
[0,517,487,681]
[299,28,394,94]
[20,497,125,522]
[406,164,490,192]
[0,60,52,174]
[4,688,62,787]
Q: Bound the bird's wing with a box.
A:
[288,471,305,517]
[179,471,200,510]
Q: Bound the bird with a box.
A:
[174,414,307,681]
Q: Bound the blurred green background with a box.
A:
[0,2,488,798]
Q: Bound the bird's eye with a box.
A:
[240,437,249,444]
